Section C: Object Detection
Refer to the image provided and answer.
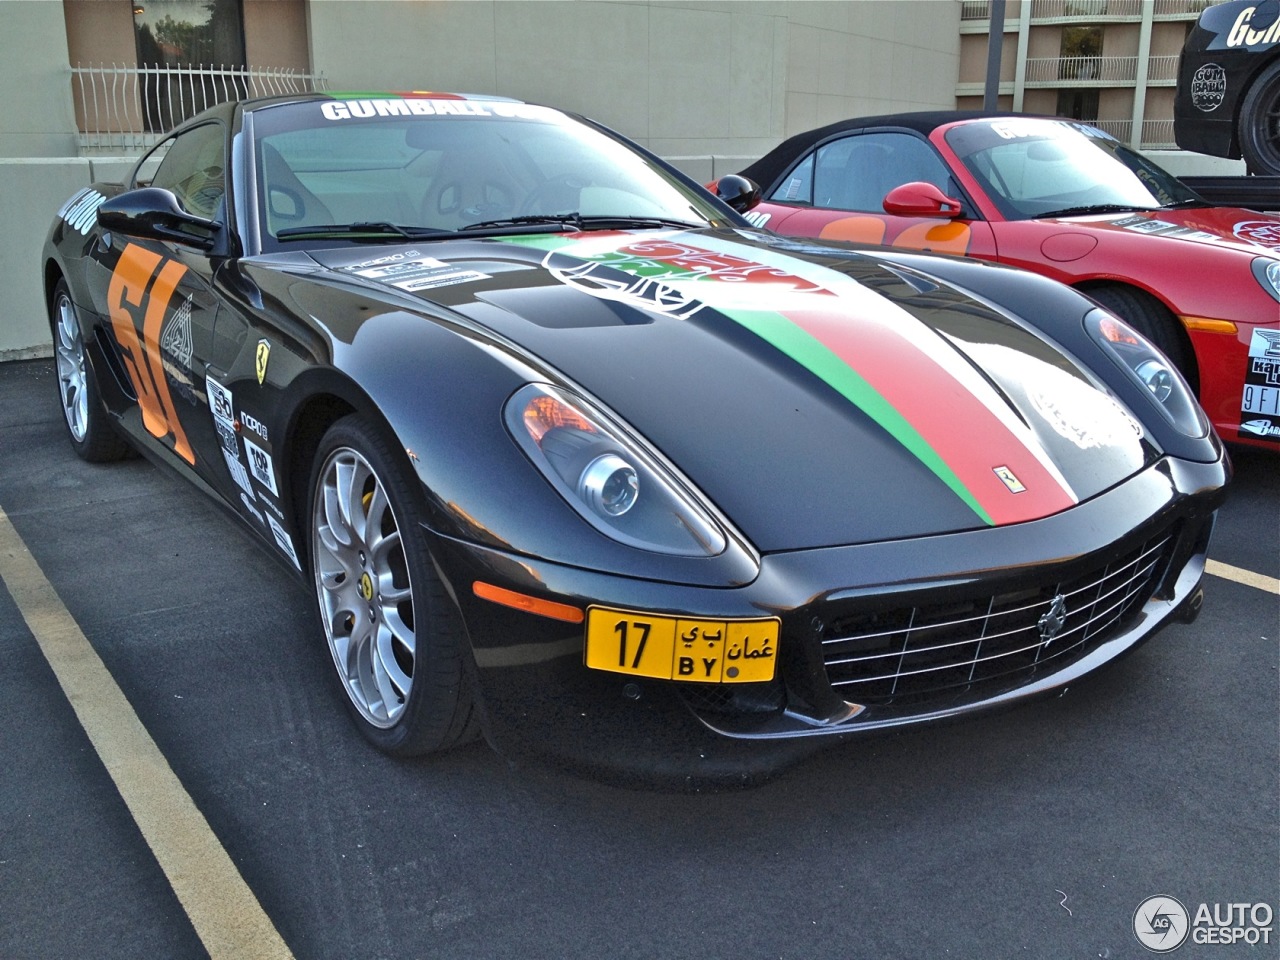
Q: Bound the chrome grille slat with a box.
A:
[820,531,1175,706]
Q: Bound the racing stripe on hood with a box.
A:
[502,232,1079,526]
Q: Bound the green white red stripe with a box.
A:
[503,231,1080,526]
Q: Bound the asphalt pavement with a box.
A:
[1,357,1276,960]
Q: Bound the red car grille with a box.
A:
[821,529,1174,707]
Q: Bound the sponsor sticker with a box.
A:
[240,410,268,443]
[319,98,558,123]
[243,437,280,496]
[348,256,489,291]
[208,376,235,426]
[1234,220,1280,249]
[222,449,256,498]
[1122,219,1182,236]
[58,189,107,236]
[207,375,260,493]
[265,514,302,570]
[1190,63,1227,112]
[1241,329,1280,441]
[160,295,194,368]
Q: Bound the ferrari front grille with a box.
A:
[820,529,1174,707]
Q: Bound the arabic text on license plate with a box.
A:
[584,608,779,683]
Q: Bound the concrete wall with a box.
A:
[307,0,961,181]
[1,0,79,158]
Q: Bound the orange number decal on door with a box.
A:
[107,243,196,465]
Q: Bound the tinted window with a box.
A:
[797,132,954,213]
[767,153,814,204]
[149,122,226,219]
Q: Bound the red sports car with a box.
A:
[730,112,1280,449]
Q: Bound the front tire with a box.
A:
[309,413,477,756]
[1240,60,1280,176]
[49,279,131,462]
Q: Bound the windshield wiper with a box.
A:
[276,214,705,243]
[276,221,449,241]
[461,213,703,232]
[1038,203,1150,219]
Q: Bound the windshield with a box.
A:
[249,97,730,249]
[944,118,1201,221]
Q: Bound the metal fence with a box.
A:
[1086,117,1177,147]
[71,63,327,153]
[1025,55,1139,83]
[962,0,1220,20]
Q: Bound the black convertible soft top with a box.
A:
[737,110,1027,190]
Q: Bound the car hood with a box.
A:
[1051,206,1280,257]
[307,230,1154,551]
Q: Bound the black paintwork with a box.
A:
[1175,0,1280,159]
[41,95,1229,781]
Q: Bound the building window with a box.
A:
[1057,88,1100,120]
[132,0,247,130]
[132,1,246,69]
[1059,26,1102,81]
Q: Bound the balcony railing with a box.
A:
[1146,55,1181,83]
[72,63,327,153]
[962,0,1221,21]
[1022,54,1179,86]
[1025,55,1139,84]
[1079,118,1177,147]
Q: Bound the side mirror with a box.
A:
[882,182,963,219]
[714,174,762,214]
[97,187,219,250]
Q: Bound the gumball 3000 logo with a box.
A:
[1234,220,1280,249]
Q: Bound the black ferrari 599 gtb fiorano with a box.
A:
[43,92,1228,784]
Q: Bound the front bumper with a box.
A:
[429,454,1227,786]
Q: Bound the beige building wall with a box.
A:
[306,0,961,173]
[1,0,79,157]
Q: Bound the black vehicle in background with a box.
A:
[1175,0,1280,174]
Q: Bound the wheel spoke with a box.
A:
[373,623,411,707]
[368,526,401,569]
[382,607,416,659]
[380,582,412,605]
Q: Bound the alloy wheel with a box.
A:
[312,446,417,728]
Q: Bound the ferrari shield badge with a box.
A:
[993,465,1026,494]
[255,339,271,385]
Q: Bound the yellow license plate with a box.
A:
[585,607,779,684]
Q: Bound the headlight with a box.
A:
[1085,309,1207,438]
[1253,257,1280,303]
[505,383,727,556]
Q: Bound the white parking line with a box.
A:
[1207,559,1280,595]
[0,507,294,960]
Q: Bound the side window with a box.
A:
[149,122,227,219]
[767,153,814,205]
[810,132,955,213]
